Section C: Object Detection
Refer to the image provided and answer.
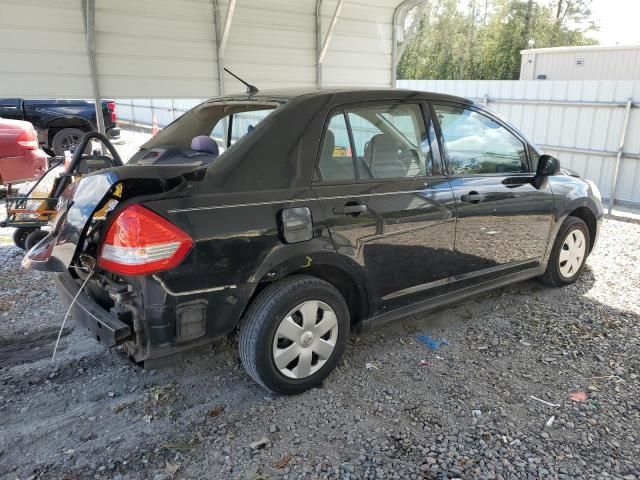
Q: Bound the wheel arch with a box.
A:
[249,251,369,331]
[567,205,598,253]
[46,117,94,145]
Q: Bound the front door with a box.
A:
[431,102,554,285]
[312,101,457,315]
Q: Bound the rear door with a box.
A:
[430,102,554,286]
[312,100,457,316]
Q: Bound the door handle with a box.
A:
[333,203,367,216]
[460,191,485,204]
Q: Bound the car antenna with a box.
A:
[224,68,259,95]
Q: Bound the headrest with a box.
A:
[191,135,219,155]
[321,130,335,159]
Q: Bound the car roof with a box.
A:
[205,87,473,106]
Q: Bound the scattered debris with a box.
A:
[365,362,379,370]
[165,462,180,476]
[545,415,555,428]
[419,359,432,367]
[415,334,449,350]
[569,391,588,402]
[472,410,482,418]
[250,437,271,450]
[112,400,136,413]
[207,405,226,417]
[161,441,197,451]
[274,454,294,469]
[529,396,560,408]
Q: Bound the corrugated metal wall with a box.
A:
[398,79,640,207]
[520,47,640,81]
[0,0,402,98]
[0,0,94,97]
[95,0,219,98]
[320,0,395,87]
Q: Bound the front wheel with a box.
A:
[239,275,350,395]
[539,216,590,286]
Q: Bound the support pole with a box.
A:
[316,0,344,88]
[608,97,632,214]
[391,1,427,86]
[82,0,105,134]
[212,0,225,96]
[213,0,236,96]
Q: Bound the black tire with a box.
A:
[239,275,350,395]
[13,227,36,250]
[539,216,590,287]
[51,127,87,156]
[24,229,49,251]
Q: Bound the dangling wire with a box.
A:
[52,270,95,361]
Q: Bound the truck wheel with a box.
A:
[13,228,36,250]
[239,275,350,395]
[539,216,590,287]
[24,229,49,251]
[52,128,86,156]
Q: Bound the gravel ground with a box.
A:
[1,135,639,479]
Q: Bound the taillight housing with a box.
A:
[97,204,193,276]
[17,128,38,149]
[107,101,117,123]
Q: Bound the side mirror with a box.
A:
[536,154,560,177]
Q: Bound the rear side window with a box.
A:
[433,104,529,175]
[318,103,430,182]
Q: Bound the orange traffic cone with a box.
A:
[152,116,159,136]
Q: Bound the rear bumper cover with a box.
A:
[55,271,132,347]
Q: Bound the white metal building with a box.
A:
[520,45,640,81]
[0,0,425,100]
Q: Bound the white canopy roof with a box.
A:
[0,0,425,99]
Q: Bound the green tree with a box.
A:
[397,0,598,80]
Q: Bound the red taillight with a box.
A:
[97,205,192,276]
[17,128,38,150]
[107,101,116,123]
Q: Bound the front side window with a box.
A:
[433,104,529,175]
[318,103,430,182]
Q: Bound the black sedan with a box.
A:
[24,88,603,394]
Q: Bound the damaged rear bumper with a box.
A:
[55,271,132,347]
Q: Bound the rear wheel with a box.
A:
[24,229,49,251]
[12,227,36,250]
[239,275,350,395]
[51,127,86,156]
[539,216,590,286]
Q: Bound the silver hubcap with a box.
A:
[272,300,339,379]
[559,228,586,278]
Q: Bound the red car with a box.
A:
[0,117,47,185]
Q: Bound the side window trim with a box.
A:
[420,100,445,176]
[429,101,533,176]
[314,99,433,185]
[342,109,361,180]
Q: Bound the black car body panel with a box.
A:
[0,98,119,147]
[23,88,603,366]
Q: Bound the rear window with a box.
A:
[211,108,275,149]
[140,102,280,152]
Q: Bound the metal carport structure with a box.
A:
[0,0,425,130]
